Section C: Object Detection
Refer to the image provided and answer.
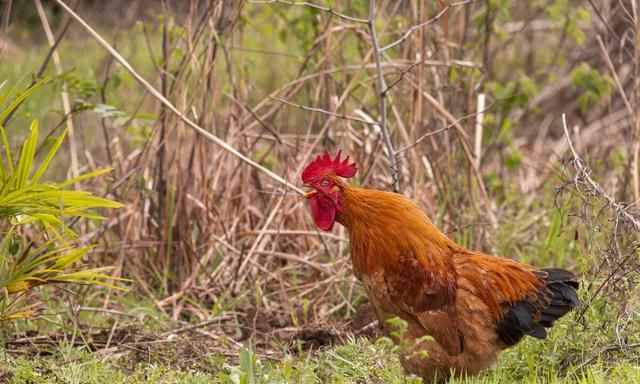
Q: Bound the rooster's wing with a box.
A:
[385,248,463,356]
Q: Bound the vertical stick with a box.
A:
[474,93,485,169]
[35,0,79,186]
[633,1,640,201]
[369,0,400,193]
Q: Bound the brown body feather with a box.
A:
[336,183,577,382]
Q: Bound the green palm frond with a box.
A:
[0,79,124,322]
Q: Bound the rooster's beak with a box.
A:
[301,184,315,199]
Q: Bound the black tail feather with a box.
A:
[497,268,579,346]
[544,268,580,288]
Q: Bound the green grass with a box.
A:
[1,330,639,384]
[2,282,639,384]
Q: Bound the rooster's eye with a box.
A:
[321,179,330,187]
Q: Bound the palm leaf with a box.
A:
[0,77,49,123]
[14,120,38,188]
[31,128,67,185]
[0,80,124,321]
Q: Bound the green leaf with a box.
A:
[58,168,116,189]
[0,125,13,176]
[239,347,256,384]
[31,129,67,185]
[0,77,49,124]
[14,120,38,188]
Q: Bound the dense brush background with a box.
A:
[1,0,639,382]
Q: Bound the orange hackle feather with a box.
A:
[342,184,454,275]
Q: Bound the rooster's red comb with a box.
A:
[301,150,357,183]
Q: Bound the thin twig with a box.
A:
[224,92,284,144]
[573,342,640,372]
[380,0,474,53]
[562,114,640,232]
[250,0,369,24]
[52,0,304,196]
[382,59,481,96]
[259,90,379,126]
[396,99,498,153]
[382,61,421,96]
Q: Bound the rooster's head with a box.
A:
[301,150,357,231]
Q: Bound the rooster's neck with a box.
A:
[339,186,459,277]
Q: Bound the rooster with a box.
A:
[301,151,579,382]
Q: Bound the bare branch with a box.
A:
[397,126,449,154]
[380,0,474,53]
[250,0,368,24]
[369,0,399,192]
[562,114,640,232]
